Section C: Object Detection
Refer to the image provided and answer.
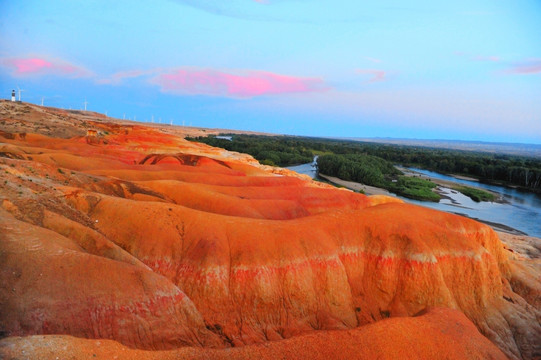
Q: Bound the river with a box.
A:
[402,168,541,237]
[287,159,541,237]
[287,156,319,179]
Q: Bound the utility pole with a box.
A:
[83,99,88,111]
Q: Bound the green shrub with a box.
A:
[389,176,440,202]
[453,186,495,202]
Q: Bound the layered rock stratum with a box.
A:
[0,100,539,359]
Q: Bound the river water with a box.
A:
[402,168,541,237]
[287,156,319,179]
[287,160,541,237]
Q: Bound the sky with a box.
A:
[0,0,540,143]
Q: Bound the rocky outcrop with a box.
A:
[0,308,508,360]
[62,188,540,357]
[0,102,539,359]
[0,209,224,350]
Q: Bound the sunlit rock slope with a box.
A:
[0,308,508,360]
[0,100,539,359]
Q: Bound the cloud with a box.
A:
[454,53,541,75]
[355,69,386,83]
[97,69,161,85]
[150,68,329,98]
[0,56,93,78]
[506,58,541,75]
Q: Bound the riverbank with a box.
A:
[318,174,390,196]
[397,167,504,203]
[318,173,530,236]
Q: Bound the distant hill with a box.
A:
[349,138,541,158]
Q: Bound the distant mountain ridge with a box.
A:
[348,137,541,158]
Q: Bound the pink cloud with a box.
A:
[355,69,386,83]
[506,58,541,75]
[0,56,92,78]
[150,68,328,98]
[12,58,52,73]
[97,68,161,85]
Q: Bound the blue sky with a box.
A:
[1,0,540,143]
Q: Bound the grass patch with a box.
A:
[453,186,495,202]
[389,176,440,202]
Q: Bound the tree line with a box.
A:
[186,135,313,166]
[317,153,440,201]
[187,134,541,192]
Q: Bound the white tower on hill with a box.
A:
[11,90,15,102]
[16,86,24,102]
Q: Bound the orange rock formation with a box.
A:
[0,308,508,360]
[0,101,539,359]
